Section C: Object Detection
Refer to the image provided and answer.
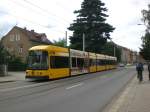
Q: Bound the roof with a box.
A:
[7,26,52,44]
[29,45,69,53]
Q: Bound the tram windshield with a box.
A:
[27,50,48,70]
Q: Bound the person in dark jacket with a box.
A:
[148,62,150,80]
[136,62,144,82]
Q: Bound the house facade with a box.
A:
[120,46,138,64]
[1,26,51,62]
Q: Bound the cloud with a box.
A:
[0,0,149,51]
[104,0,150,51]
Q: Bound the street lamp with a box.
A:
[137,24,144,25]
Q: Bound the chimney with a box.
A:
[24,27,27,30]
[31,30,34,33]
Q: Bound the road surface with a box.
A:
[0,66,136,112]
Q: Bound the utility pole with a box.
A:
[114,44,116,57]
[110,39,116,57]
[65,31,67,47]
[83,33,85,51]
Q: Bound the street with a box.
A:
[0,66,136,112]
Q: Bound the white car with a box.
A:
[119,63,125,67]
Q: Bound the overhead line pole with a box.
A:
[65,31,67,47]
[83,33,85,51]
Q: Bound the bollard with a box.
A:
[0,65,8,76]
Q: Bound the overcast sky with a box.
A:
[0,0,150,51]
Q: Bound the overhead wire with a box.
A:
[8,0,72,34]
[22,0,72,24]
[9,0,70,26]
[0,10,65,34]
[1,0,75,39]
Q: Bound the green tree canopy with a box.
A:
[101,42,121,62]
[68,0,115,53]
[52,38,67,48]
[140,32,150,60]
[140,4,150,60]
[0,41,26,71]
[0,42,10,64]
[142,4,150,30]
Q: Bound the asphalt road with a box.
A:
[0,66,136,112]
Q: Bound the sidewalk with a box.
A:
[104,70,150,112]
[0,71,25,83]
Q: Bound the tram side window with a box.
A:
[110,60,113,65]
[72,57,77,67]
[77,58,84,67]
[50,56,69,68]
[101,60,105,65]
[106,60,109,65]
[97,59,102,66]
[90,59,96,66]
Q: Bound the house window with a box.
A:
[18,47,23,53]
[10,34,15,41]
[15,34,20,41]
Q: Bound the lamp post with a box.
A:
[83,33,85,51]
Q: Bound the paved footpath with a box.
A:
[103,69,150,112]
[0,71,25,83]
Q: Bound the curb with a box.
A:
[0,80,15,83]
[0,75,16,83]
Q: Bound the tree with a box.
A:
[52,38,67,47]
[0,42,10,64]
[68,0,114,53]
[0,41,26,71]
[101,42,121,62]
[140,32,150,60]
[142,4,150,30]
[140,4,150,60]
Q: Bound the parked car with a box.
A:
[126,63,132,66]
[119,63,125,67]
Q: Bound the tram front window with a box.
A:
[27,51,48,70]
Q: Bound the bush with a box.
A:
[8,57,27,71]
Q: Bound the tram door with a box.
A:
[70,49,89,76]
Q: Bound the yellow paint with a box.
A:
[97,66,106,71]
[26,68,69,79]
[49,68,70,79]
[89,66,97,72]
[26,70,50,77]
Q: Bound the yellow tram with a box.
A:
[26,45,117,79]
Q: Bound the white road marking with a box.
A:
[0,82,84,92]
[66,83,84,90]
[0,82,50,92]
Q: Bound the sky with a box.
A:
[0,0,150,52]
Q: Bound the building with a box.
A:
[115,44,138,64]
[120,47,139,64]
[1,26,51,62]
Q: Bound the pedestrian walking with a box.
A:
[148,62,150,80]
[136,62,144,82]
